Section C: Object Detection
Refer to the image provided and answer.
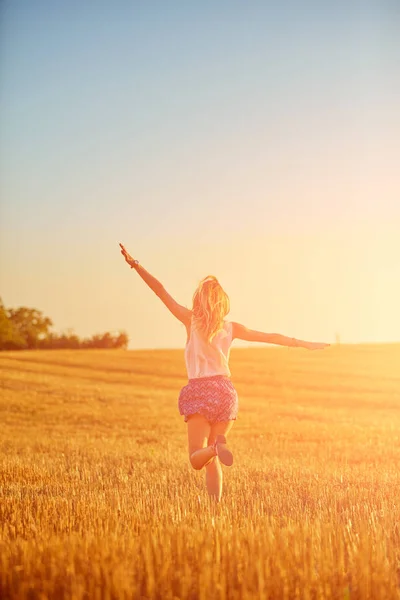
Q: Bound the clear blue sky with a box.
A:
[1,1,399,347]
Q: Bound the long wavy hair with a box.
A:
[191,275,230,343]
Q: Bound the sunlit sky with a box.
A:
[1,1,399,348]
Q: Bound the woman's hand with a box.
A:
[304,341,330,351]
[119,242,137,268]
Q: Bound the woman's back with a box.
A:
[185,317,233,379]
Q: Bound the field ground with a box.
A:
[1,344,400,599]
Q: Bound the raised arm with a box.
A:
[232,322,329,350]
[119,243,191,326]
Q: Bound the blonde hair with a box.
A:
[192,275,230,343]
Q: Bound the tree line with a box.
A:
[0,300,128,350]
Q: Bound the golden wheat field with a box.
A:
[1,344,400,599]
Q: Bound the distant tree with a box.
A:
[113,331,129,349]
[39,330,81,350]
[7,307,53,349]
[82,331,129,349]
[0,299,27,350]
[0,300,129,350]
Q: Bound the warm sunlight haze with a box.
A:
[1,2,400,599]
[0,2,399,348]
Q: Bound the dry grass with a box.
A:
[1,344,400,599]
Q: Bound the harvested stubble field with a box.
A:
[1,344,400,600]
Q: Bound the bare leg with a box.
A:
[187,414,213,470]
[207,420,235,502]
[190,445,217,470]
[206,457,223,501]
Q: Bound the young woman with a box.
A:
[119,243,329,502]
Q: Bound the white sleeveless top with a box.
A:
[185,318,233,379]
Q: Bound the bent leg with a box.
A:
[206,420,235,501]
[208,419,235,448]
[187,413,215,470]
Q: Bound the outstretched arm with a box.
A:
[232,322,329,350]
[119,243,191,326]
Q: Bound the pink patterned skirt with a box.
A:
[178,374,239,424]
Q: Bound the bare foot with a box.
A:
[214,434,233,466]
